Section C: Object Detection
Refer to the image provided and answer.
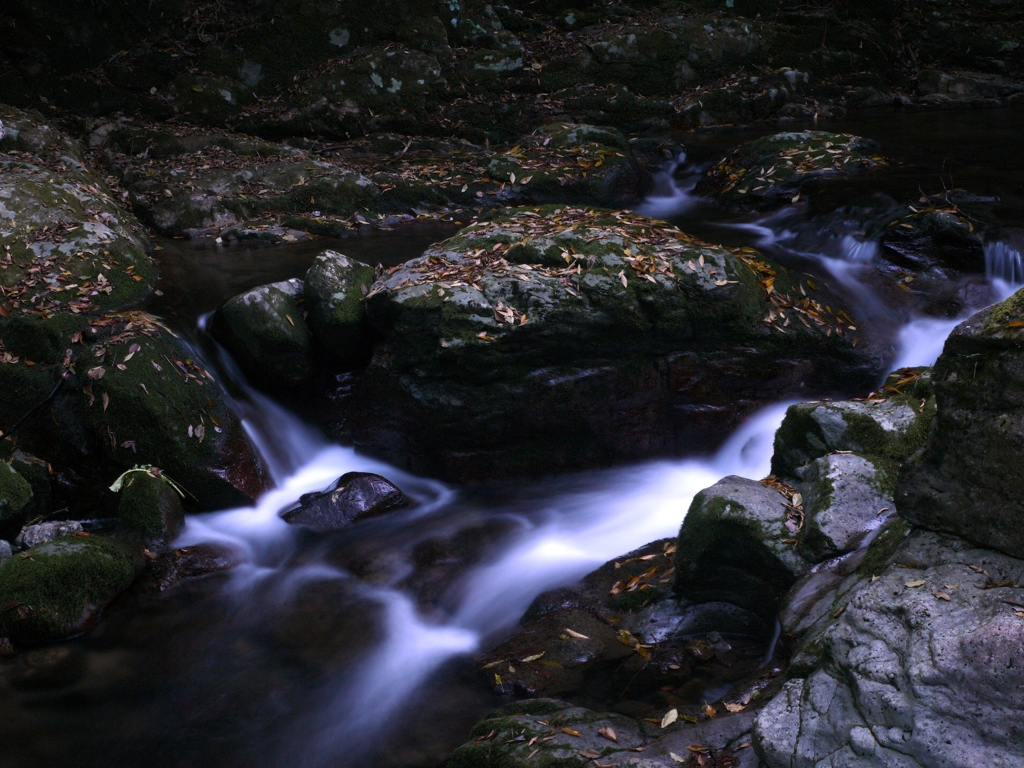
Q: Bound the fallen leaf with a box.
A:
[579,750,601,759]
[102,392,109,411]
[905,579,927,588]
[560,728,581,737]
[661,708,678,728]
[669,754,686,764]
[564,628,590,639]
[703,703,717,718]
[521,653,545,663]
[933,591,951,601]
[724,703,745,713]
[598,726,617,743]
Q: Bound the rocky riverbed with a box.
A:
[0,1,1023,766]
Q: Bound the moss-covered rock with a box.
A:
[303,251,376,363]
[797,453,893,562]
[674,476,806,626]
[878,209,985,273]
[0,535,140,644]
[771,367,936,481]
[168,73,253,127]
[115,468,185,549]
[695,131,883,209]
[213,279,313,389]
[897,291,1024,559]
[350,205,877,479]
[0,462,33,539]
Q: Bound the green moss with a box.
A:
[0,536,138,644]
[607,585,663,613]
[855,518,910,578]
[303,252,376,362]
[984,289,1024,332]
[0,462,33,533]
[844,397,936,495]
[116,470,184,546]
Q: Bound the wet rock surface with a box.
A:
[282,472,411,532]
[347,205,878,479]
[898,292,1024,559]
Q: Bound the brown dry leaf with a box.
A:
[598,726,617,743]
[579,749,601,759]
[560,728,581,737]
[724,703,746,713]
[933,591,951,601]
[564,628,590,640]
[661,708,679,728]
[704,703,717,718]
[905,580,927,588]
[102,392,109,411]
[87,366,105,380]
[521,653,545,663]
[687,745,710,753]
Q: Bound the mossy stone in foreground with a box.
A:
[0,536,139,644]
[0,462,33,538]
[116,470,185,548]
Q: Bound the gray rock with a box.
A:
[674,476,809,625]
[898,294,1024,559]
[303,251,376,362]
[754,530,1024,768]
[0,539,11,565]
[798,453,894,562]
[16,521,84,550]
[281,472,409,532]
[213,278,314,388]
[772,382,933,480]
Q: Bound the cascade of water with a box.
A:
[985,240,1024,287]
[634,153,701,219]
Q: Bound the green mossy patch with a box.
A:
[116,469,185,547]
[304,251,376,362]
[0,461,33,536]
[855,518,911,578]
[0,535,139,644]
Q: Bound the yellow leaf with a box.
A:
[724,703,745,713]
[661,708,678,728]
[521,653,545,663]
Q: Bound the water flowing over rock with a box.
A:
[282,472,410,532]
[898,290,1024,559]
[349,205,879,479]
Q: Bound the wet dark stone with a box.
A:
[145,544,241,592]
[281,472,410,532]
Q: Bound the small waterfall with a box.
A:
[634,154,700,219]
[985,240,1024,286]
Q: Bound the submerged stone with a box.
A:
[0,535,139,644]
[282,472,410,532]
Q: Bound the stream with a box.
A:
[2,110,1024,768]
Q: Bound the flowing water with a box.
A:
[3,110,1024,768]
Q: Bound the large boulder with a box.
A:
[0,107,267,511]
[350,205,879,479]
[0,462,34,540]
[898,291,1024,559]
[695,131,883,209]
[212,278,314,388]
[754,530,1024,768]
[878,210,985,273]
[0,535,141,645]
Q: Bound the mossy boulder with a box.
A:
[303,251,376,363]
[897,291,1024,559]
[0,462,33,539]
[797,453,894,562]
[168,73,253,127]
[0,535,140,644]
[212,279,313,389]
[115,468,185,549]
[771,367,936,481]
[695,131,883,209]
[674,476,807,626]
[81,324,268,509]
[350,205,878,479]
